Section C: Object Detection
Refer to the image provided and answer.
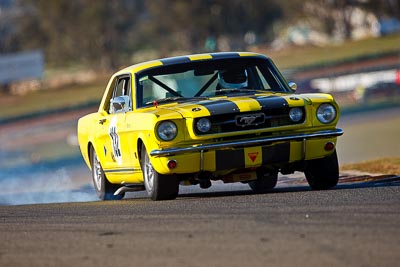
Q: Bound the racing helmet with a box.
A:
[218,68,248,89]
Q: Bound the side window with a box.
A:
[109,75,132,114]
[113,76,130,98]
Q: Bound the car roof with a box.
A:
[114,52,269,76]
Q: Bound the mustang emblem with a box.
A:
[235,113,265,127]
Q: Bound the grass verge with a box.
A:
[256,34,400,68]
[341,157,400,175]
[0,81,105,120]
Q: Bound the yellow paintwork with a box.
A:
[77,52,341,186]
[152,137,337,171]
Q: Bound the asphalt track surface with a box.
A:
[1,175,400,267]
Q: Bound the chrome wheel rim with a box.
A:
[144,155,155,193]
[93,152,102,191]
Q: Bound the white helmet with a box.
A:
[218,68,248,89]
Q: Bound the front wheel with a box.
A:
[91,147,124,200]
[141,146,179,201]
[248,169,278,193]
[304,150,339,190]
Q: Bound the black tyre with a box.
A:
[90,147,125,200]
[248,169,278,193]
[305,150,339,190]
[141,146,179,201]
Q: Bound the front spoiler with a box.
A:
[150,128,344,157]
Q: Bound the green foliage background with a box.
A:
[1,0,399,69]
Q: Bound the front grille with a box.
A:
[194,107,305,135]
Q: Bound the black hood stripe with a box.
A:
[198,99,239,115]
[251,95,288,110]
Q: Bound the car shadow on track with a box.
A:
[171,175,400,200]
[120,174,400,201]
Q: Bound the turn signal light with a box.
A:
[167,160,177,169]
[324,142,335,151]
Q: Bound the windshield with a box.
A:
[136,57,290,107]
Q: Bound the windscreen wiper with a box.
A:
[146,96,209,105]
[215,88,265,95]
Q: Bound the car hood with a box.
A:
[154,94,316,119]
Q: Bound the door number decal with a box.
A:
[109,117,122,165]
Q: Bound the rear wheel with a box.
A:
[248,169,278,193]
[141,146,179,201]
[305,150,339,190]
[91,147,124,200]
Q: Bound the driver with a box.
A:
[218,68,248,89]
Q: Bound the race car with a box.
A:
[77,52,343,201]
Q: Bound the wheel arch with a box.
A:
[87,141,104,171]
[87,142,94,167]
[137,138,144,163]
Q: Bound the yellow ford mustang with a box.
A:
[77,52,343,201]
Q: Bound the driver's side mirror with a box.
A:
[110,96,131,114]
[288,82,297,91]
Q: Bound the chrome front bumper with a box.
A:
[150,128,344,157]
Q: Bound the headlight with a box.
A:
[289,107,303,122]
[196,118,211,133]
[157,121,177,141]
[317,104,337,124]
